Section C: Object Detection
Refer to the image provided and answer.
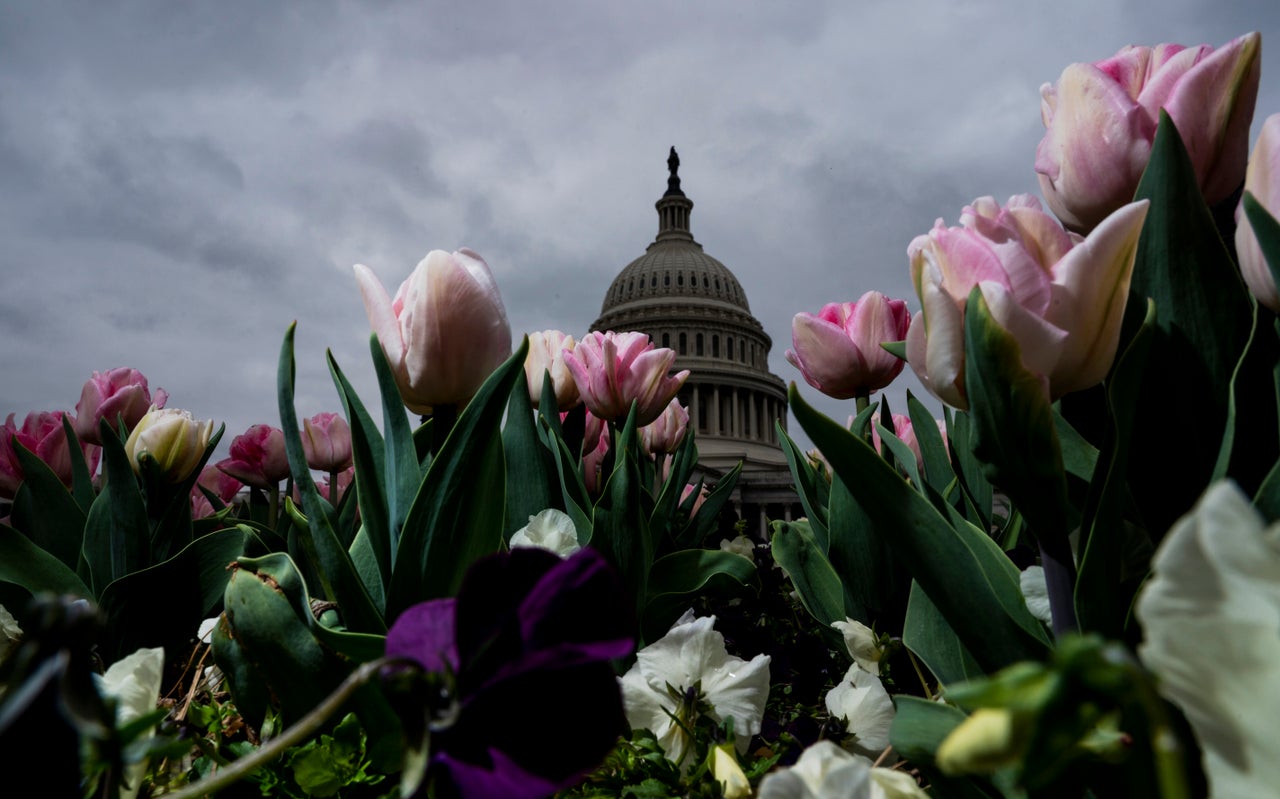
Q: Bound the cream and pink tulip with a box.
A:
[786,292,911,400]
[524,330,581,411]
[1237,113,1280,313]
[73,368,168,446]
[216,424,290,490]
[125,406,213,483]
[354,249,512,414]
[1036,33,1260,232]
[301,412,353,473]
[0,411,101,499]
[641,399,690,455]
[905,195,1149,410]
[563,331,689,427]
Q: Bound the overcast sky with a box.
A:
[3,1,1278,461]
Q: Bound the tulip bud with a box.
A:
[1036,33,1260,232]
[354,249,512,414]
[786,292,911,399]
[300,412,353,472]
[640,398,690,455]
[582,423,610,496]
[905,195,1148,410]
[1236,113,1280,313]
[0,411,101,499]
[125,406,214,483]
[562,331,690,426]
[216,424,290,490]
[191,465,242,519]
[680,483,709,517]
[73,368,168,446]
[524,330,580,411]
[710,745,751,799]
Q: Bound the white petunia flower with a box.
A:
[825,664,895,759]
[719,534,755,562]
[1019,565,1053,626]
[1135,480,1280,799]
[620,610,770,767]
[0,603,22,663]
[97,647,165,799]
[508,508,581,558]
[758,741,927,799]
[832,617,884,675]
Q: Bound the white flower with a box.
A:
[0,603,22,663]
[825,664,896,759]
[97,647,165,799]
[1019,565,1053,626]
[719,534,755,562]
[508,508,581,558]
[758,741,927,799]
[197,616,219,645]
[1135,480,1280,799]
[832,617,884,675]
[620,610,771,767]
[758,740,872,799]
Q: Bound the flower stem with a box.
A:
[431,404,458,456]
[163,658,390,799]
[855,395,870,416]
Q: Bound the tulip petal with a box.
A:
[918,276,968,410]
[979,281,1068,391]
[354,264,406,372]
[1044,200,1148,394]
[789,312,865,399]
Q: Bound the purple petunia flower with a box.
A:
[385,547,634,799]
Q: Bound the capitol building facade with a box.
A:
[590,149,803,536]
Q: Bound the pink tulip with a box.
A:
[640,398,690,455]
[191,465,243,519]
[0,411,101,499]
[563,331,690,426]
[869,413,947,470]
[73,368,168,446]
[301,412,353,472]
[216,424,290,490]
[354,249,512,414]
[524,330,581,411]
[124,406,213,483]
[582,423,611,496]
[680,483,710,517]
[906,195,1149,410]
[1036,33,1260,232]
[1236,113,1280,313]
[786,292,911,399]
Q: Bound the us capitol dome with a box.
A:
[590,148,802,532]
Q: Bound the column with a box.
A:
[711,386,721,435]
[748,390,757,441]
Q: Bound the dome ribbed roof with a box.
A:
[599,148,750,316]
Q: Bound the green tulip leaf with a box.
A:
[81,422,151,596]
[503,368,557,542]
[328,350,393,594]
[826,473,893,627]
[96,526,259,663]
[874,419,923,489]
[881,339,907,360]
[0,521,92,599]
[770,518,847,629]
[368,332,423,568]
[1052,409,1099,484]
[9,441,88,575]
[679,460,742,550]
[589,403,651,614]
[1128,111,1257,536]
[946,409,994,531]
[791,384,1049,671]
[278,323,385,634]
[1074,303,1159,638]
[903,580,985,686]
[388,339,527,617]
[907,391,954,498]
[61,416,96,514]
[1244,191,1280,316]
[777,424,830,549]
[642,548,757,642]
[648,428,699,544]
[962,287,1071,543]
